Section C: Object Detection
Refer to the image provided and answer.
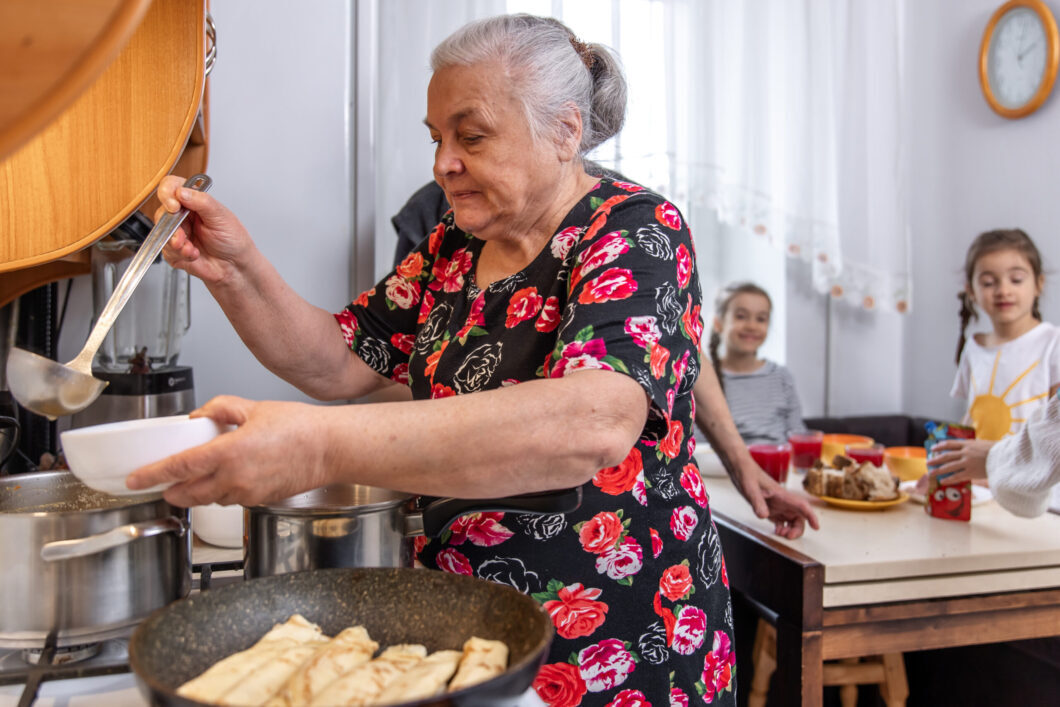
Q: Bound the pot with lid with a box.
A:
[0,471,190,648]
[245,485,581,579]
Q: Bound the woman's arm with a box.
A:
[692,359,819,538]
[157,176,390,401]
[127,369,649,507]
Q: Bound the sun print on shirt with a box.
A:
[967,350,1051,440]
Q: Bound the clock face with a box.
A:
[988,7,1050,108]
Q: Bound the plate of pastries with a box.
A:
[802,454,908,510]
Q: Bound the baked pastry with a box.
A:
[848,461,899,501]
[802,460,846,498]
[803,458,898,502]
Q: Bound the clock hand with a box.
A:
[1018,41,1039,61]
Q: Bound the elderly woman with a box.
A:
[133,14,815,704]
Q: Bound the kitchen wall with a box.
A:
[56,0,1060,423]
[901,0,1060,420]
[786,0,1060,421]
[59,0,357,407]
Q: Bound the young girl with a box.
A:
[696,282,806,446]
[952,229,1060,443]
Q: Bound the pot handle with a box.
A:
[412,487,582,538]
[40,516,188,562]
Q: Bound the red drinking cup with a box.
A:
[846,443,885,467]
[749,443,792,484]
[788,429,823,473]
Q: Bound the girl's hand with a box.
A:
[154,174,255,286]
[923,438,995,486]
[125,396,335,507]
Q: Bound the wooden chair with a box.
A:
[748,619,909,707]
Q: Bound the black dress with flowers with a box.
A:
[336,179,736,706]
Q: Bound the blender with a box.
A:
[70,212,195,428]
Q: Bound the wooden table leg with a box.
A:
[748,619,776,707]
[773,617,822,707]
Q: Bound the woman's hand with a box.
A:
[125,396,335,507]
[154,174,255,286]
[728,458,819,539]
[923,438,995,486]
[759,481,820,539]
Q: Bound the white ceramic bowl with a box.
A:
[60,414,229,496]
[192,503,245,548]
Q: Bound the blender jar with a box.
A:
[91,235,190,373]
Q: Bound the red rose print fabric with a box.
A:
[337,179,734,705]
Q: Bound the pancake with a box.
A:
[447,637,509,692]
[271,626,379,706]
[308,644,427,707]
[176,615,326,703]
[373,649,462,704]
[218,640,328,706]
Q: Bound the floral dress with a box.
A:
[335,178,736,706]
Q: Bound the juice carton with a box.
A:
[923,421,975,522]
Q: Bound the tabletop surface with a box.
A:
[699,459,1060,606]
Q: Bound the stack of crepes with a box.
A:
[175,614,509,706]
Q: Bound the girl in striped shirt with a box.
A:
[700,282,806,446]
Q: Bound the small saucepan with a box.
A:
[129,567,553,706]
[245,485,581,578]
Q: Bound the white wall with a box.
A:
[60,0,356,405]
[784,0,1060,423]
[902,0,1060,421]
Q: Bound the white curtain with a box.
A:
[373,0,911,313]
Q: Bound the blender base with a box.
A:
[69,366,195,428]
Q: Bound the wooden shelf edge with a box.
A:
[0,248,92,307]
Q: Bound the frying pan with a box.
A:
[129,567,552,706]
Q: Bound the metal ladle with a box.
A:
[6,174,212,420]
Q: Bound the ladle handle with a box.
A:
[70,174,213,373]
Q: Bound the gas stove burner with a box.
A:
[22,641,102,666]
[0,638,129,686]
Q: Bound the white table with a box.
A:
[702,468,1060,706]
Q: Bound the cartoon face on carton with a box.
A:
[923,421,976,523]
[927,478,972,521]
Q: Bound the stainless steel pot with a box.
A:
[245,485,581,579]
[0,471,191,648]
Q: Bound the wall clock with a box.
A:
[979,0,1060,118]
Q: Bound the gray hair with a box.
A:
[430,14,627,154]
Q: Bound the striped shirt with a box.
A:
[714,360,805,446]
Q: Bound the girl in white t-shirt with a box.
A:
[952,229,1060,442]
